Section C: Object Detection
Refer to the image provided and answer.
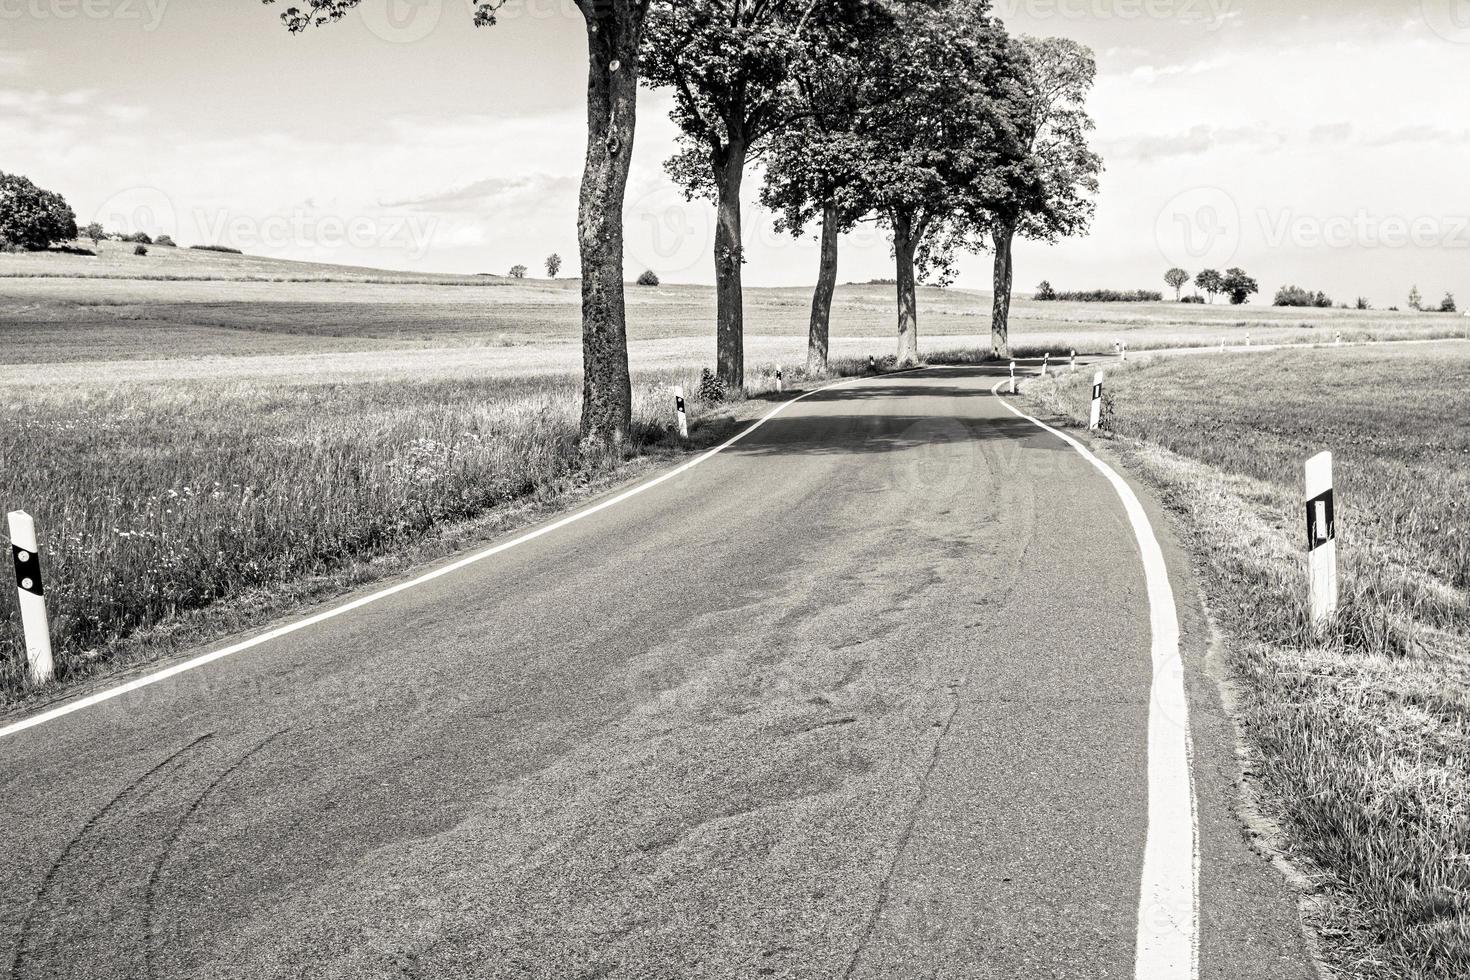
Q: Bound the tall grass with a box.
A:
[0,369,752,700]
[1019,345,1470,979]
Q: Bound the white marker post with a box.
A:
[1334,332,1342,347]
[775,368,784,393]
[1088,371,1105,431]
[1305,452,1338,629]
[1009,360,1017,394]
[1070,349,1077,370]
[1220,338,1226,352]
[8,511,54,686]
[1245,332,1251,347]
[673,386,689,440]
[1040,353,1050,378]
[1121,342,1128,363]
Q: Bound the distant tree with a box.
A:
[1273,284,1333,308]
[1355,297,1371,310]
[1194,268,1224,303]
[1409,284,1423,311]
[0,172,79,250]
[1035,280,1057,300]
[82,222,106,247]
[155,234,177,247]
[855,0,1023,365]
[125,231,153,245]
[545,253,562,278]
[636,269,661,286]
[1164,267,1189,302]
[1441,292,1457,313]
[977,35,1101,358]
[1222,267,1259,305]
[759,2,893,374]
[509,264,528,279]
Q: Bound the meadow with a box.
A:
[0,244,1464,715]
[1019,343,1470,980]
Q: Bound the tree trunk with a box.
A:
[990,221,1015,359]
[575,1,646,446]
[807,200,840,374]
[714,149,746,389]
[893,210,920,366]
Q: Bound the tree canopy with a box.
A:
[0,172,78,251]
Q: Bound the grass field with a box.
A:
[1018,343,1470,980]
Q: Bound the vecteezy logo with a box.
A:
[1422,0,1470,42]
[361,0,443,43]
[625,184,713,277]
[92,186,179,240]
[1154,186,1240,270]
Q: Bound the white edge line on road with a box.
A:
[1,372,883,741]
[990,379,1200,980]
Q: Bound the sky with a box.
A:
[2,0,1468,307]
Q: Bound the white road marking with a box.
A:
[990,378,1200,980]
[0,373,881,741]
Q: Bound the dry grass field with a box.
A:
[1018,343,1470,980]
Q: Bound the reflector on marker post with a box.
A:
[1089,371,1104,431]
[8,511,54,685]
[1305,452,1338,629]
[673,386,689,440]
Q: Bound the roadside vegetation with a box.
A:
[1017,343,1470,980]
[0,357,883,703]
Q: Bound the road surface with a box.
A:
[0,365,1316,979]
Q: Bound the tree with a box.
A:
[1409,284,1423,311]
[851,0,1022,365]
[979,35,1101,358]
[156,234,177,247]
[509,264,528,279]
[637,269,660,286]
[1222,267,1258,305]
[545,253,562,278]
[0,172,78,251]
[642,0,838,388]
[265,0,649,445]
[1035,280,1056,300]
[83,222,105,247]
[1441,292,1457,314]
[1164,267,1189,301]
[759,2,892,373]
[1195,268,1224,303]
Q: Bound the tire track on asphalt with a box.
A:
[8,734,215,980]
[142,729,292,980]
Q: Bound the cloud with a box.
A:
[383,174,578,213]
[1104,124,1288,162]
[1308,123,1354,145]
[1362,124,1470,147]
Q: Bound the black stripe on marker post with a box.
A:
[1305,489,1335,551]
[12,545,43,597]
[1092,382,1103,401]
[676,396,686,413]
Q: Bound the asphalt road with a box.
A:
[0,365,1317,979]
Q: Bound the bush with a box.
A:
[637,269,661,287]
[190,244,243,255]
[1440,292,1457,314]
[1036,288,1162,303]
[155,234,176,247]
[1355,297,1372,310]
[0,172,78,250]
[1274,285,1333,308]
[124,231,153,245]
[133,244,149,256]
[697,367,726,403]
[1180,295,1205,304]
[1035,280,1056,300]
